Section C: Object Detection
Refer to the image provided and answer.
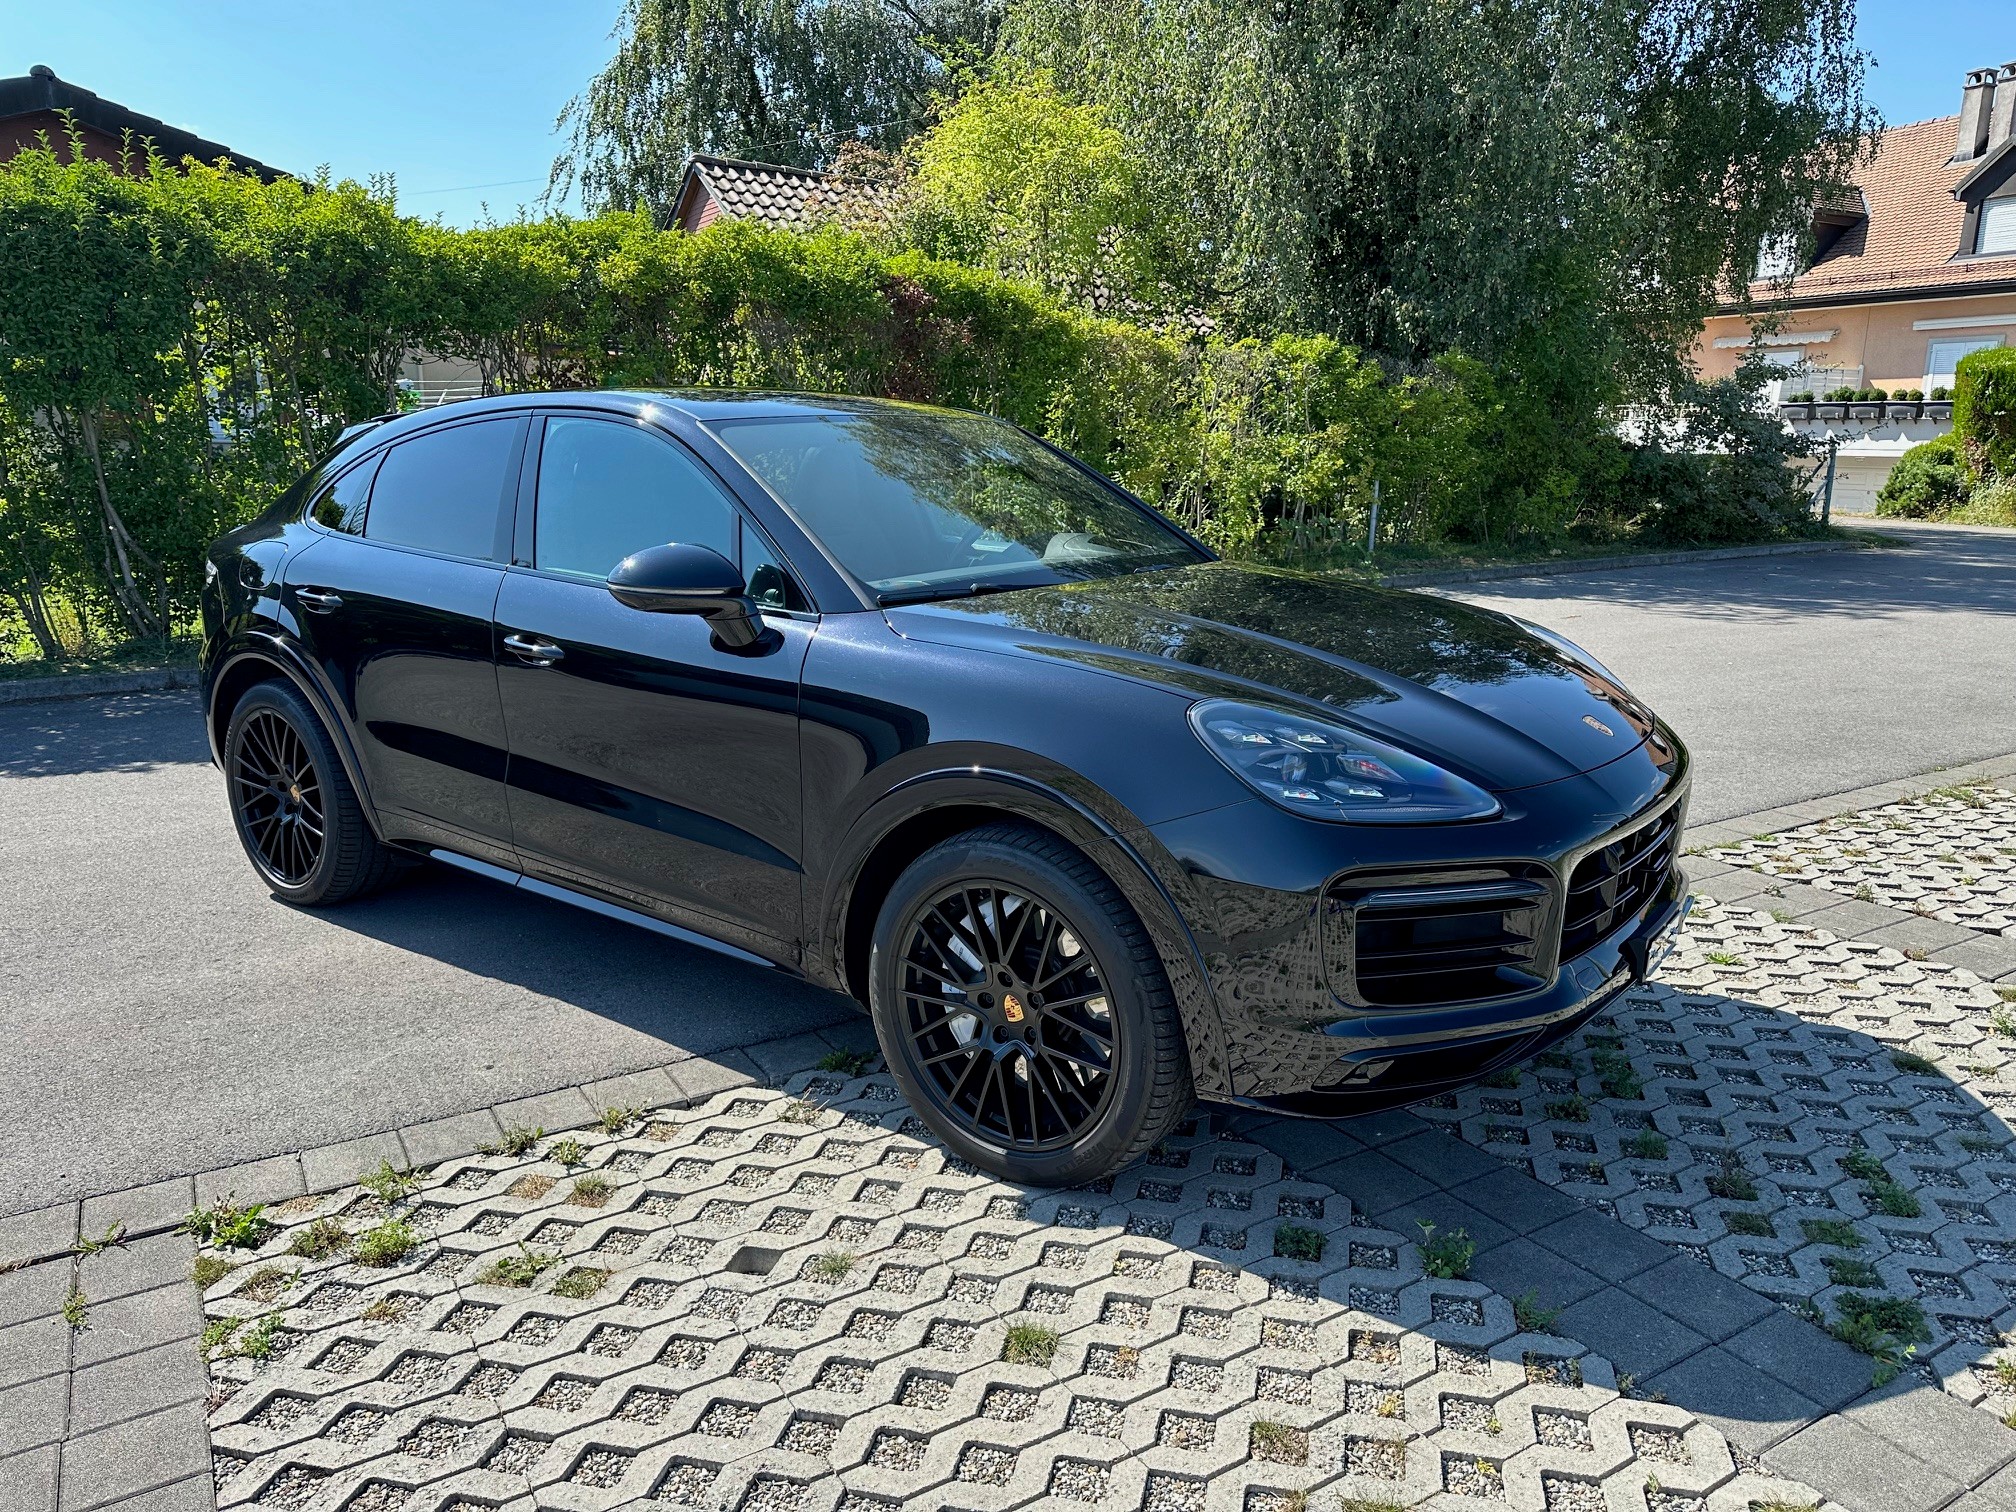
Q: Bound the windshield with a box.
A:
[706,406,1206,602]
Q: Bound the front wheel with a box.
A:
[867,823,1194,1185]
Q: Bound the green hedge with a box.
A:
[0,144,1818,662]
[1955,346,2016,479]
[1875,434,1972,519]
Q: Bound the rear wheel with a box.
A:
[868,823,1193,1185]
[224,680,396,906]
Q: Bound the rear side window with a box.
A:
[364,419,521,560]
[307,456,378,535]
[533,416,738,579]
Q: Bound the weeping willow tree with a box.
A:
[551,0,1003,217]
[1004,0,1877,406]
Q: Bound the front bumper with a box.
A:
[1138,721,1691,1112]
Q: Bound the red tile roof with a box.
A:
[673,155,889,234]
[1748,115,2016,306]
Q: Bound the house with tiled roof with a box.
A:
[0,64,287,180]
[1696,62,2016,510]
[669,154,884,233]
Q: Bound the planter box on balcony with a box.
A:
[1924,401,1954,422]
[1777,403,1814,421]
[1883,401,1923,421]
[1815,402,1850,420]
[1848,402,1884,420]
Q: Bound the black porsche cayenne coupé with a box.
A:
[202,391,1689,1184]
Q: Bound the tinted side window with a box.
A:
[534,417,737,579]
[308,456,378,535]
[364,419,521,560]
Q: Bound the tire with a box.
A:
[223,679,398,907]
[868,822,1194,1185]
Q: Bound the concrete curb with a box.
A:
[1380,535,1865,588]
[0,665,198,706]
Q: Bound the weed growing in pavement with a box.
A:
[1481,1067,1522,1089]
[1596,1056,1645,1101]
[1800,1218,1865,1249]
[1002,1322,1059,1365]
[1623,1127,1669,1160]
[1273,1223,1326,1262]
[1839,1150,1884,1180]
[361,1295,409,1322]
[552,1266,610,1300]
[508,1174,556,1201]
[199,1317,241,1360]
[567,1175,613,1208]
[1249,1420,1309,1463]
[480,1125,542,1157]
[1927,783,1991,808]
[777,1098,824,1124]
[179,1199,274,1250]
[1864,1176,1923,1219]
[288,1218,349,1261]
[360,1160,420,1203]
[1537,1049,1577,1072]
[1996,1357,2016,1391]
[1832,1293,1928,1384]
[1416,1221,1475,1280]
[1768,908,1794,923]
[73,1222,126,1257]
[549,1137,588,1168]
[598,1105,642,1134]
[1998,986,2016,1004]
[1376,1392,1403,1418]
[239,1265,297,1303]
[192,1254,236,1289]
[480,1246,559,1288]
[809,1251,856,1282]
[1543,1095,1590,1123]
[1853,883,1876,902]
[236,1313,284,1362]
[1704,950,1745,966]
[1995,1008,2016,1039]
[61,1286,87,1329]
[1513,1288,1563,1334]
[1963,1133,2007,1154]
[1339,1501,1406,1512]
[1726,1212,1775,1238]
[1823,1256,1882,1288]
[1704,1152,1757,1202]
[352,1219,420,1268]
[816,1049,875,1075]
[1891,1051,1938,1075]
[1617,1373,1666,1402]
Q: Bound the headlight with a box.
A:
[1188,699,1501,824]
[1509,615,1625,688]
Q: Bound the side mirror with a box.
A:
[606,542,769,651]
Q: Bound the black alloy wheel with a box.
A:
[233,707,325,886]
[870,822,1194,1185]
[899,882,1119,1151]
[224,680,398,906]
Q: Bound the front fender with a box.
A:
[816,765,1234,1099]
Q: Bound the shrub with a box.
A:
[1955,346,2016,478]
[1876,433,1971,518]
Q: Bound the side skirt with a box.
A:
[421,846,805,978]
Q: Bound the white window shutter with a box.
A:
[1981,201,2016,256]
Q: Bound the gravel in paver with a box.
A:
[1714,784,2016,936]
[196,1074,1829,1510]
[1419,896,2016,1423]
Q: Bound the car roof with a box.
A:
[352,389,961,448]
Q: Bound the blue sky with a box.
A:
[5,1,2014,227]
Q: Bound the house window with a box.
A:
[1981,200,2016,256]
[1758,349,1805,402]
[1755,232,1801,280]
[1927,336,2004,391]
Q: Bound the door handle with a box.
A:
[295,588,343,614]
[502,633,565,667]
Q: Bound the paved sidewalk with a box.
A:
[9,757,2016,1510]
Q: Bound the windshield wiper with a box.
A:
[876,581,1036,607]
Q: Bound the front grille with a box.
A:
[1560,805,1681,960]
[1337,875,1550,1008]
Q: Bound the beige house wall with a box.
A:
[1696,291,2016,391]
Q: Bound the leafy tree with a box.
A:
[551,0,1003,218]
[1954,347,2016,479]
[1004,0,1876,408]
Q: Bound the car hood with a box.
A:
[882,561,1666,792]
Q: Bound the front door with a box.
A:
[284,414,526,867]
[495,413,811,954]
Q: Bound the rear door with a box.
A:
[495,412,812,954]
[284,414,525,867]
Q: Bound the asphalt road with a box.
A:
[1442,519,2016,823]
[3,518,2012,1217]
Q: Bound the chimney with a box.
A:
[1992,62,2016,152]
[1956,68,1998,161]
